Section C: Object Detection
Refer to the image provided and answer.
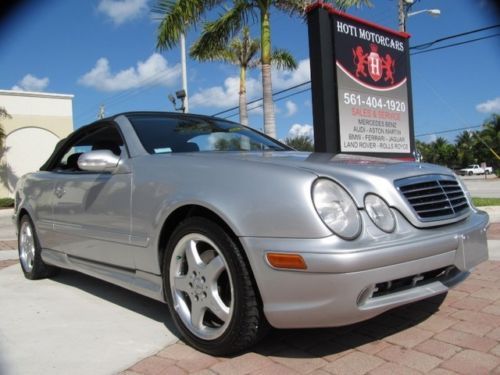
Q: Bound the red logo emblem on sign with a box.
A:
[368,44,382,82]
[352,44,396,85]
[353,46,368,79]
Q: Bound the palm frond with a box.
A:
[190,41,237,63]
[0,107,11,120]
[190,1,253,58]
[0,107,9,143]
[153,0,224,50]
[273,0,312,17]
[271,48,297,70]
[334,0,373,12]
[191,25,260,66]
[234,27,260,65]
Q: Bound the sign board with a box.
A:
[307,2,415,158]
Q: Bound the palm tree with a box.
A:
[190,27,296,126]
[429,137,456,167]
[285,135,314,151]
[455,130,475,167]
[154,0,371,138]
[472,114,500,168]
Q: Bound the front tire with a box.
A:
[18,215,58,280]
[163,217,267,355]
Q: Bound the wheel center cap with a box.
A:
[193,276,204,293]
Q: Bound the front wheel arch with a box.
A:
[158,205,243,274]
[157,205,267,330]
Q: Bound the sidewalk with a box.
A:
[1,208,499,375]
[124,262,500,375]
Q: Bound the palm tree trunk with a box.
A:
[239,65,249,126]
[260,7,276,138]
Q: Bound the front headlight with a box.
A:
[312,179,361,239]
[364,194,396,233]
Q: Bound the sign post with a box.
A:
[307,2,415,159]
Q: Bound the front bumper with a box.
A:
[241,210,489,329]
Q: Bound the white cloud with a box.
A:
[78,53,181,92]
[287,123,314,139]
[272,59,311,90]
[97,0,148,25]
[284,100,298,117]
[476,97,500,113]
[190,76,260,109]
[12,74,49,92]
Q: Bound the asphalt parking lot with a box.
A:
[1,198,500,374]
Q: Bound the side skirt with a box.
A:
[41,248,165,303]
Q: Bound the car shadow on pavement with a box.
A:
[48,268,447,359]
[249,293,447,358]
[50,269,180,337]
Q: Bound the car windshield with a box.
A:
[127,113,290,154]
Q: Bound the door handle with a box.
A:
[55,186,65,198]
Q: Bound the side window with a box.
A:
[52,126,125,172]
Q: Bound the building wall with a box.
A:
[0,90,74,197]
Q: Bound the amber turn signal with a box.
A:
[266,253,307,270]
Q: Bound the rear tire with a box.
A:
[468,171,472,176]
[18,215,58,280]
[163,217,268,355]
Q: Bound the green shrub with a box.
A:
[0,197,14,208]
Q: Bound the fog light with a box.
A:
[266,253,307,270]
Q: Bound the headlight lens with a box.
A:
[312,179,361,239]
[364,194,396,233]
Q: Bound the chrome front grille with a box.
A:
[395,175,470,222]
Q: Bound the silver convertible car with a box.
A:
[15,112,489,354]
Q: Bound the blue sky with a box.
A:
[0,0,499,142]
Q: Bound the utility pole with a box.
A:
[398,0,407,32]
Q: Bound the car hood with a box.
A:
[180,151,452,180]
[175,151,456,207]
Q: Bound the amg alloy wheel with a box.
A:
[164,217,267,355]
[18,215,58,279]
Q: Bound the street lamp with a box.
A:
[168,90,187,113]
[399,0,441,32]
[408,9,441,18]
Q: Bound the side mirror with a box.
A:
[78,150,120,172]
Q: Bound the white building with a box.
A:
[0,90,74,197]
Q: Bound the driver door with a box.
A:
[48,124,134,269]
